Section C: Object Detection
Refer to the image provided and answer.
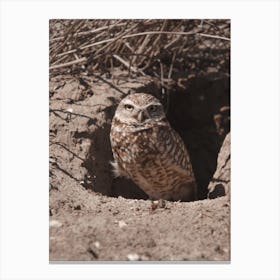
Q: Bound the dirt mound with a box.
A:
[50,193,230,261]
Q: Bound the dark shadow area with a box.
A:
[208,184,226,199]
[167,73,230,199]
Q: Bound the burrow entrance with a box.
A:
[78,73,230,201]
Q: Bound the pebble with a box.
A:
[49,219,62,228]
[127,253,140,261]
[118,220,127,228]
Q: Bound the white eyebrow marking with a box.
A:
[123,101,162,110]
[144,102,162,108]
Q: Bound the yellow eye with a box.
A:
[124,104,134,111]
[148,105,157,112]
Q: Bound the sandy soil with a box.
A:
[50,187,230,261]
[49,71,230,261]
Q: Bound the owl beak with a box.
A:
[137,110,148,122]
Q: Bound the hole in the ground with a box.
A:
[81,73,230,201]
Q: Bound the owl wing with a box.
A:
[156,125,195,180]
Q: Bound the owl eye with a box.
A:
[148,105,157,112]
[124,104,134,111]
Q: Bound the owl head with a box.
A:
[114,93,166,125]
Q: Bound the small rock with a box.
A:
[140,254,150,261]
[127,253,140,261]
[49,219,62,228]
[93,241,100,249]
[66,108,73,113]
[118,220,127,228]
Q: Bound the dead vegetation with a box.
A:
[49,19,230,88]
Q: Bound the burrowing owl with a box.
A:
[110,93,197,201]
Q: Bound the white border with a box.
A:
[0,0,279,279]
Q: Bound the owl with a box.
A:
[110,93,197,202]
